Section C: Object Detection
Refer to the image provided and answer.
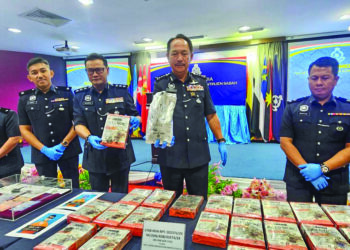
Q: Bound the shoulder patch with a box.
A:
[191,72,206,79]
[0,107,9,114]
[287,96,308,104]
[19,89,35,96]
[55,86,72,91]
[74,87,90,94]
[155,73,170,81]
[335,96,350,103]
[111,84,127,89]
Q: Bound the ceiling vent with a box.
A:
[19,8,71,27]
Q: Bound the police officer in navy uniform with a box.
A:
[280,57,350,205]
[73,53,140,193]
[0,107,24,178]
[18,57,81,188]
[153,34,228,199]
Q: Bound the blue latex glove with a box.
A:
[310,175,329,191]
[154,136,175,149]
[88,135,107,150]
[52,144,66,153]
[299,163,322,181]
[40,145,64,161]
[130,116,140,131]
[218,142,227,166]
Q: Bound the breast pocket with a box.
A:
[328,117,349,141]
[292,115,313,137]
[25,104,41,121]
[53,102,69,112]
[193,91,205,112]
[106,103,125,115]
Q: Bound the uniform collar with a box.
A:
[170,71,191,84]
[309,95,337,106]
[90,83,109,95]
[35,85,57,95]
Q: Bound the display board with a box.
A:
[288,38,350,100]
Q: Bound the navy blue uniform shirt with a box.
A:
[17,85,82,164]
[280,95,350,194]
[73,84,139,174]
[153,72,216,169]
[0,108,23,175]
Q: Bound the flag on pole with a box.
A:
[259,57,267,141]
[141,64,149,133]
[264,60,273,142]
[132,64,137,104]
[136,65,143,114]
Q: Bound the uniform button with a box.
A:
[317,142,321,145]
[183,94,186,97]
[100,117,103,120]
[101,127,104,130]
[45,98,48,101]
[299,119,303,122]
[60,104,63,107]
[187,138,190,142]
[184,105,187,108]
[186,127,189,130]
[99,99,102,102]
[185,116,188,119]
[52,139,55,143]
[31,107,34,110]
[48,123,52,126]
[85,108,88,111]
[99,108,102,111]
[45,106,48,109]
[318,131,322,134]
[338,121,342,124]
[319,120,322,123]
[47,114,51,117]
[50,131,54,134]
[320,109,323,112]
[316,153,320,156]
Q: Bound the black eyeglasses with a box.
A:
[86,67,105,75]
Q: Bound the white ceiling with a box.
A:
[1,0,350,57]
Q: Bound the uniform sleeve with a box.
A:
[203,80,216,116]
[73,94,87,126]
[153,80,163,94]
[5,111,21,137]
[125,91,139,116]
[68,90,75,121]
[17,97,31,125]
[279,103,294,138]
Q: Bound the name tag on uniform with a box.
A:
[51,98,69,103]
[186,85,204,92]
[106,97,124,104]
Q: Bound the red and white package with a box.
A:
[34,222,98,250]
[204,195,233,216]
[169,194,203,219]
[228,245,266,250]
[119,188,152,206]
[265,221,307,250]
[192,211,230,248]
[79,227,132,250]
[232,198,261,220]
[93,202,137,228]
[290,202,333,226]
[339,227,350,242]
[229,216,265,249]
[262,200,296,223]
[301,223,350,249]
[119,206,162,237]
[67,199,113,223]
[142,189,176,214]
[322,204,350,228]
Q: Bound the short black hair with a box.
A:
[308,57,339,76]
[27,57,50,71]
[85,53,108,67]
[167,34,193,55]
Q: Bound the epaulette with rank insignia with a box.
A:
[155,73,170,81]
[287,96,308,104]
[74,87,90,94]
[111,84,127,89]
[0,107,9,114]
[335,96,350,103]
[55,86,72,91]
[191,72,206,79]
[19,89,35,96]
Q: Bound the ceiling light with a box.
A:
[71,45,80,49]
[348,26,350,31]
[145,45,165,50]
[8,28,21,33]
[238,26,250,32]
[142,37,153,42]
[78,0,93,5]
[340,14,350,20]
[239,35,253,41]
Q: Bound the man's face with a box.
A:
[85,59,109,88]
[27,63,54,90]
[167,38,193,77]
[308,65,338,102]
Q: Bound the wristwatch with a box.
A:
[217,138,226,143]
[320,163,329,174]
[61,141,69,147]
